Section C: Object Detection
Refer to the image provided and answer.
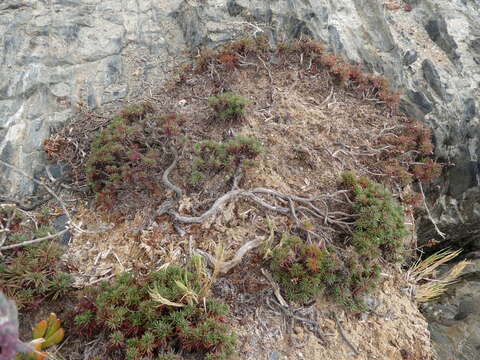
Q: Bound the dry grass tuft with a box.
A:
[408,248,471,302]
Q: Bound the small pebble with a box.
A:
[270,351,282,360]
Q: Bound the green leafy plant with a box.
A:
[270,235,327,303]
[74,267,236,359]
[270,175,408,310]
[342,172,407,262]
[270,235,379,310]
[192,136,261,184]
[86,104,186,209]
[208,92,249,122]
[0,229,73,310]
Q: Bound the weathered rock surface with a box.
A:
[422,259,480,360]
[1,1,479,358]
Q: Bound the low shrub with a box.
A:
[208,92,249,122]
[342,172,407,262]
[192,136,262,184]
[270,174,408,310]
[74,267,236,360]
[86,104,186,209]
[0,227,73,310]
[270,235,380,310]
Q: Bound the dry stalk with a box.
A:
[0,229,69,251]
[195,238,264,275]
[408,248,471,303]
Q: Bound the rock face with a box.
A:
[422,259,480,360]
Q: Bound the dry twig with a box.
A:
[267,297,328,345]
[0,229,69,251]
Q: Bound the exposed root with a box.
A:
[159,155,352,236]
[157,148,182,216]
[267,297,328,346]
[261,268,288,307]
[418,182,446,240]
[333,312,360,356]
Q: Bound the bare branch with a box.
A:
[0,229,68,251]
[333,312,359,355]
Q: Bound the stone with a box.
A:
[405,90,433,115]
[421,60,446,100]
[424,17,460,64]
[464,98,476,122]
[422,265,480,360]
[403,49,418,66]
[53,214,72,245]
[270,351,282,360]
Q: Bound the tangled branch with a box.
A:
[157,153,351,233]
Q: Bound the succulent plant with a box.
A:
[16,313,65,360]
[0,292,32,360]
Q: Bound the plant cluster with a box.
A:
[270,174,408,310]
[192,136,262,184]
[187,36,443,189]
[74,267,236,360]
[195,36,270,72]
[18,313,65,360]
[192,36,402,110]
[270,235,381,310]
[382,120,442,185]
[0,227,73,310]
[86,103,186,209]
[208,92,249,122]
[342,172,407,262]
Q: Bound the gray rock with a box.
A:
[405,90,433,115]
[422,261,480,360]
[403,49,418,66]
[421,59,446,100]
[270,351,282,360]
[424,17,460,64]
[53,214,72,245]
